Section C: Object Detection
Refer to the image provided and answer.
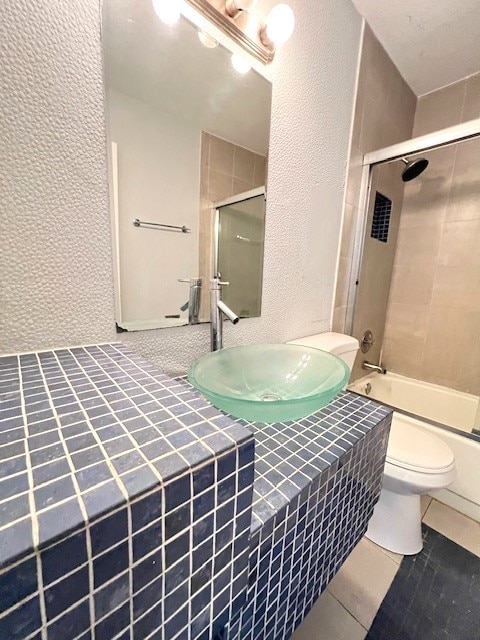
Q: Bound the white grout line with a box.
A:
[0,342,124,358]
[59,350,163,489]
[47,351,131,640]
[16,356,48,640]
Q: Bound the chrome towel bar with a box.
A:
[133,218,191,233]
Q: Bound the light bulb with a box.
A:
[198,30,219,48]
[265,4,295,45]
[152,0,182,25]
[231,53,251,74]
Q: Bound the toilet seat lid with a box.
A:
[387,419,455,472]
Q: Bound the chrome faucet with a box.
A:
[362,361,387,374]
[210,278,239,351]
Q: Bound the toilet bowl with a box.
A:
[287,332,456,556]
[366,413,456,555]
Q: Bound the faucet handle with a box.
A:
[218,281,230,286]
[361,330,375,353]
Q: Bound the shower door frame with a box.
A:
[345,116,480,336]
[213,186,266,280]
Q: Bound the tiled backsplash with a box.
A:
[0,344,391,639]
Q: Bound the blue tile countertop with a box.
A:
[175,381,392,640]
[0,344,255,640]
[0,343,392,640]
[246,393,391,533]
[225,393,392,640]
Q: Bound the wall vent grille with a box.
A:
[371,191,392,243]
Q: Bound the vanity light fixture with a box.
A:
[225,0,258,18]
[231,53,252,74]
[260,3,295,47]
[152,0,182,24]
[159,0,295,64]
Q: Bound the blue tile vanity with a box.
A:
[0,344,392,640]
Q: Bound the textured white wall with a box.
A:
[0,0,114,352]
[0,0,362,375]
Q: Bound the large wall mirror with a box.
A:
[102,0,272,331]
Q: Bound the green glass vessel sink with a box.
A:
[188,344,350,423]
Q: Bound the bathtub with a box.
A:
[349,372,480,523]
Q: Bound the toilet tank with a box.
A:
[288,332,359,372]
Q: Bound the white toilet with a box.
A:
[366,413,455,555]
[287,332,456,555]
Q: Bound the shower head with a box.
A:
[401,157,429,182]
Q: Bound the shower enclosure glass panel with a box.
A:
[350,136,480,444]
[216,193,266,318]
[474,400,480,437]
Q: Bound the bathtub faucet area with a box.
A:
[362,361,387,374]
[349,370,480,534]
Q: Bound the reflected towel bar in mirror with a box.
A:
[133,218,191,233]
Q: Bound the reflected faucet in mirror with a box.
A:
[178,278,202,325]
[210,278,239,351]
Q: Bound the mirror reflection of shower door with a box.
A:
[216,192,266,318]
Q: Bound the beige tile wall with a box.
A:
[333,26,416,373]
[383,72,480,394]
[413,73,480,137]
[198,132,267,321]
[350,162,407,381]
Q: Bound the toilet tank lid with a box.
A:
[287,332,359,355]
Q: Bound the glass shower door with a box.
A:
[474,399,480,437]
[216,193,266,318]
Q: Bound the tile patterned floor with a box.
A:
[327,538,399,630]
[366,524,480,640]
[292,499,480,640]
[424,499,480,557]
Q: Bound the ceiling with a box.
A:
[103,0,272,155]
[351,0,480,96]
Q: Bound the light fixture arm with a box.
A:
[182,0,294,64]
[225,0,237,16]
[259,24,274,49]
[225,0,253,17]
